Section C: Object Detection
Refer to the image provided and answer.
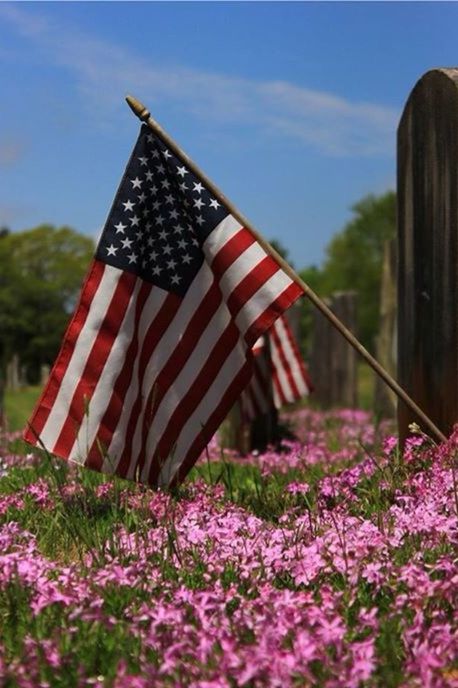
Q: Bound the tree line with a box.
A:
[0,225,94,386]
[0,190,395,392]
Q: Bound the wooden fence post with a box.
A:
[374,239,397,418]
[310,291,358,408]
[330,292,358,408]
[398,68,458,440]
[309,297,333,407]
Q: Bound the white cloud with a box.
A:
[0,4,398,157]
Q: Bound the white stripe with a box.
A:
[39,265,122,450]
[158,341,248,488]
[69,280,143,463]
[235,269,293,335]
[139,298,233,481]
[252,336,265,354]
[102,287,169,473]
[203,214,243,261]
[218,242,267,300]
[274,318,309,396]
[125,263,216,478]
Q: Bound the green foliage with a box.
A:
[0,225,94,383]
[300,191,396,352]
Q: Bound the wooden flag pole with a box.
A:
[125,94,447,444]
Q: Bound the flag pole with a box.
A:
[125,94,447,444]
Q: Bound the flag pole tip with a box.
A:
[125,95,150,122]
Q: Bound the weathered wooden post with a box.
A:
[374,239,397,418]
[398,68,458,439]
[310,291,358,408]
[330,292,358,408]
[309,297,333,407]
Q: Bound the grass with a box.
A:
[4,385,42,433]
[3,364,377,435]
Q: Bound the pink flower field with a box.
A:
[0,408,457,687]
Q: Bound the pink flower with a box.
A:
[286,481,310,495]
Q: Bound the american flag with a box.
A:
[24,125,303,488]
[240,314,313,422]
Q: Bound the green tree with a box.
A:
[0,225,94,384]
[300,191,396,352]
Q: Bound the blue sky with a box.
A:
[1,1,458,269]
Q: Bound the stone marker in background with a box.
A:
[374,239,397,418]
[310,291,358,408]
[6,354,20,391]
[398,68,458,440]
[40,364,50,387]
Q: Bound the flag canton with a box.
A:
[96,125,228,296]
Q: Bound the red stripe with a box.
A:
[270,320,301,401]
[169,360,253,488]
[85,280,153,471]
[134,280,223,476]
[211,227,255,277]
[52,271,137,458]
[147,322,242,486]
[226,256,280,317]
[116,291,182,479]
[244,282,303,348]
[24,260,105,445]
